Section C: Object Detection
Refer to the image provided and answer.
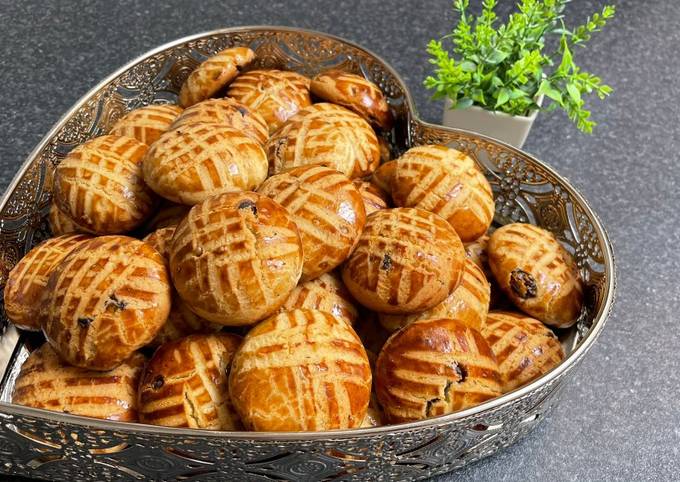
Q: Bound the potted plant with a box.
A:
[425,0,615,148]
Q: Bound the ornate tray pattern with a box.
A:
[0,27,615,481]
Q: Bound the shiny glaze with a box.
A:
[391,145,494,242]
[310,69,393,129]
[342,207,465,314]
[229,309,371,431]
[375,318,502,423]
[142,123,268,205]
[42,235,171,370]
[488,223,583,328]
[109,104,183,145]
[138,333,242,429]
[179,46,255,107]
[258,164,366,281]
[169,191,303,325]
[54,135,155,234]
[226,69,311,133]
[265,103,380,178]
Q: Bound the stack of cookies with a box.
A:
[6,45,583,431]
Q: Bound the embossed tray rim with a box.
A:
[0,26,616,440]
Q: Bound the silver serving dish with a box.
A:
[0,26,615,481]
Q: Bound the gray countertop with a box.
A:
[1,0,678,481]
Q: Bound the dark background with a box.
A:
[0,0,678,481]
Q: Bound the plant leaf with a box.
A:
[495,88,511,108]
[454,97,474,109]
[460,60,477,72]
[566,82,581,103]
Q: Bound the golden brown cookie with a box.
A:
[12,344,145,421]
[487,223,583,328]
[226,69,311,133]
[143,227,220,347]
[279,272,358,325]
[138,333,242,429]
[371,160,396,194]
[465,234,490,272]
[342,208,465,314]
[179,46,255,107]
[375,318,502,423]
[310,70,393,129]
[4,234,90,331]
[109,104,183,145]
[258,164,366,280]
[143,226,176,259]
[54,135,156,234]
[142,123,268,205]
[391,145,494,242]
[48,202,94,236]
[42,235,171,370]
[353,179,389,215]
[482,311,565,392]
[143,202,191,231]
[171,98,268,145]
[378,258,490,332]
[169,191,303,325]
[266,103,380,178]
[229,309,371,431]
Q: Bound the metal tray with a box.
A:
[0,26,615,481]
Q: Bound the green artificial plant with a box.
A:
[425,0,615,133]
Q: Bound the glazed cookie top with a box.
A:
[169,191,303,325]
[142,123,268,205]
[310,70,393,129]
[138,333,243,429]
[42,235,171,370]
[179,46,255,107]
[342,207,465,314]
[487,223,583,327]
[13,344,145,422]
[258,164,366,281]
[391,145,494,242]
[266,103,380,178]
[54,135,156,234]
[4,234,91,331]
[171,98,268,145]
[229,309,371,431]
[109,104,183,145]
[226,69,311,133]
[375,318,502,423]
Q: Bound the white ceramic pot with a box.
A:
[442,97,543,149]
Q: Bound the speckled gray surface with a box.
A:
[0,0,678,481]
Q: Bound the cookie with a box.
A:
[138,333,242,429]
[42,235,171,370]
[487,223,583,327]
[375,318,502,423]
[109,104,183,145]
[229,309,371,431]
[310,70,393,129]
[266,103,380,178]
[142,123,268,205]
[342,208,465,314]
[171,98,268,145]
[391,145,494,242]
[226,69,311,133]
[258,164,366,280]
[53,135,156,233]
[12,344,145,421]
[179,46,255,107]
[169,191,303,325]
[4,234,90,331]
